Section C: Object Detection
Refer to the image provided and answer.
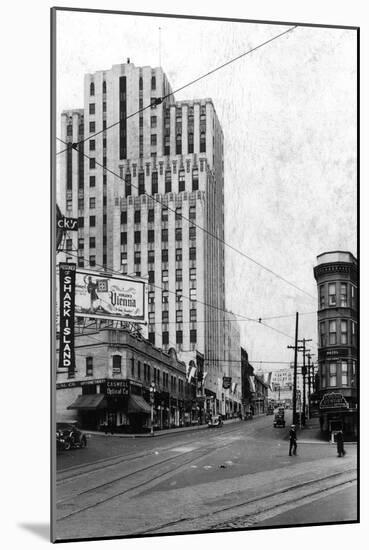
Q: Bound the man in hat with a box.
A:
[289,424,297,456]
[336,430,346,457]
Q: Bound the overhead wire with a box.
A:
[56,25,297,155]
[57,135,315,302]
[59,248,295,341]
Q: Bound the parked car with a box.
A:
[208,414,223,428]
[56,422,87,451]
[273,414,286,428]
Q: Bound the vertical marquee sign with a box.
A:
[59,263,76,377]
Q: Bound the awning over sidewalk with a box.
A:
[127,394,151,415]
[67,394,107,410]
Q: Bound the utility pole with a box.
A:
[287,312,299,425]
[298,338,312,426]
[306,352,315,417]
[311,362,316,392]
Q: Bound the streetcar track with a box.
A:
[57,447,203,503]
[56,423,245,485]
[138,468,357,534]
[212,479,357,529]
[57,445,217,521]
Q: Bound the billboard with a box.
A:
[74,269,146,323]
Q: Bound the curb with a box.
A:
[84,418,242,439]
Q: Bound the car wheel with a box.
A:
[64,441,71,451]
[80,437,87,448]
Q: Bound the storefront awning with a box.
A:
[127,394,151,415]
[67,394,107,410]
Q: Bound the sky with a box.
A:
[56,10,357,370]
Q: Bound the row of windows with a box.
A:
[148,309,197,322]
[130,356,185,391]
[121,229,197,245]
[122,205,196,224]
[121,248,194,264]
[120,228,196,246]
[121,171,199,195]
[86,354,187,392]
[319,282,357,309]
[320,360,356,388]
[148,330,197,346]
[145,266,197,286]
[319,319,357,346]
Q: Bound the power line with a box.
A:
[57,136,315,302]
[60,249,294,341]
[57,25,297,156]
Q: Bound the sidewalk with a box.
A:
[84,417,242,439]
[296,419,357,446]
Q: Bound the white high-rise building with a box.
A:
[58,61,226,409]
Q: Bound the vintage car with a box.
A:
[207,414,223,428]
[273,414,286,428]
[56,422,87,451]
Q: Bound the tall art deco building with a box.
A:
[58,61,227,403]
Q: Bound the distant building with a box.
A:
[223,311,242,416]
[253,374,269,415]
[313,251,358,437]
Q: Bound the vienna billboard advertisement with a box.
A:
[74,269,146,323]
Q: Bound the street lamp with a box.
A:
[150,382,156,436]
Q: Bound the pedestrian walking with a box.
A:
[289,424,297,456]
[336,430,346,457]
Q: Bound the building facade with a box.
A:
[223,311,242,416]
[313,251,358,438]
[58,61,226,410]
[56,327,202,432]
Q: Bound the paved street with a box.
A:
[55,412,357,541]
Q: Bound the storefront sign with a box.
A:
[57,217,79,231]
[223,376,232,389]
[57,378,127,390]
[75,269,146,323]
[59,263,76,376]
[319,348,349,360]
[106,380,129,396]
[320,392,349,410]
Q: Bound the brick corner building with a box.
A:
[313,250,358,439]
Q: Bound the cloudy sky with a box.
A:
[56,10,357,369]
